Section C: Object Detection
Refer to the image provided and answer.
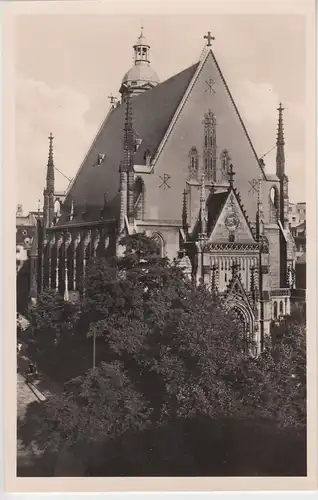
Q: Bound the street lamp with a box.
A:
[92,326,96,369]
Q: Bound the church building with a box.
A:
[32,29,297,354]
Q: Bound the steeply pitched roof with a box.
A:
[189,190,228,240]
[58,63,199,226]
[207,191,229,234]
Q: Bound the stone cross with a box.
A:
[204,31,215,47]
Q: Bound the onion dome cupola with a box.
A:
[119,27,160,102]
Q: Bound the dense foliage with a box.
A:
[20,234,306,476]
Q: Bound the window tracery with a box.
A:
[188,147,199,179]
[202,110,217,181]
[134,177,145,220]
[269,186,279,223]
[152,232,165,257]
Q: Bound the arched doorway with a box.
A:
[230,302,254,353]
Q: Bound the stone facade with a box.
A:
[31,32,298,354]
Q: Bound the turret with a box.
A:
[276,103,285,180]
[119,28,159,102]
[182,188,189,232]
[43,133,55,232]
[255,175,264,241]
[119,88,135,230]
[199,170,207,237]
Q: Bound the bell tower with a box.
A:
[119,28,160,102]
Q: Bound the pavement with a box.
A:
[17,315,61,476]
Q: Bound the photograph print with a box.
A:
[13,7,310,483]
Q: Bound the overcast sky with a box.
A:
[15,12,307,212]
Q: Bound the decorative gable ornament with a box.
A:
[97,153,106,165]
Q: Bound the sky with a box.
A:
[14,13,307,212]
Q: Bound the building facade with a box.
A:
[288,201,306,229]
[31,30,299,353]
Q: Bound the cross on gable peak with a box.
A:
[108,93,116,104]
[204,31,215,47]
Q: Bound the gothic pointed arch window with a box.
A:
[188,147,199,179]
[273,301,278,319]
[202,110,217,181]
[144,149,151,166]
[54,198,61,217]
[134,177,145,220]
[269,185,279,223]
[152,232,165,257]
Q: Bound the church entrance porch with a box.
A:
[225,299,258,355]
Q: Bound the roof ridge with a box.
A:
[206,190,228,235]
[150,50,210,167]
[231,186,256,240]
[209,50,266,180]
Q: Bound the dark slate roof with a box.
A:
[190,190,228,239]
[207,191,229,234]
[57,62,199,226]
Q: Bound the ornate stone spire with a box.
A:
[228,163,235,188]
[123,87,134,169]
[46,132,55,193]
[182,188,188,230]
[200,170,207,236]
[43,133,55,230]
[124,88,135,224]
[255,175,264,239]
[276,103,285,179]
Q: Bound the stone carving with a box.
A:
[188,147,199,179]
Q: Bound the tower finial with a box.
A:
[46,132,55,192]
[228,164,235,187]
[133,26,150,64]
[48,132,54,165]
[276,102,285,179]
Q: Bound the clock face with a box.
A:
[225,212,239,232]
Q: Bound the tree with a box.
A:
[21,234,306,476]
[27,289,80,344]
